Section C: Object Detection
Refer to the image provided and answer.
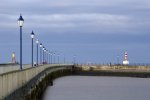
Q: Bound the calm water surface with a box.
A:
[43,76,150,100]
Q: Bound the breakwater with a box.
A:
[76,65,150,78]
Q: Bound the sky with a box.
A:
[0,0,150,64]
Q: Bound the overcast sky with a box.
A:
[0,0,150,64]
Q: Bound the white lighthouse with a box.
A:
[123,51,129,65]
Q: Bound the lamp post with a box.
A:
[53,52,55,64]
[63,55,66,64]
[42,47,45,64]
[18,14,24,70]
[49,52,50,64]
[36,39,39,65]
[44,48,46,64]
[57,53,60,64]
[117,55,119,65]
[31,31,34,67]
[45,49,47,64]
[47,51,49,64]
[73,55,76,64]
[46,50,48,64]
[50,52,53,64]
[46,49,48,64]
[40,43,42,64]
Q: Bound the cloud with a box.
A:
[0,13,131,31]
[25,13,129,26]
[0,0,150,35]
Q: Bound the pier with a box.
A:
[1,64,150,99]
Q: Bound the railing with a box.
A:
[0,64,33,74]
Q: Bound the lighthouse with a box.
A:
[12,52,16,63]
[123,51,129,65]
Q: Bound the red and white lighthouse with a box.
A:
[123,51,129,65]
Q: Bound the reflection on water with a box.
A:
[43,76,150,100]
